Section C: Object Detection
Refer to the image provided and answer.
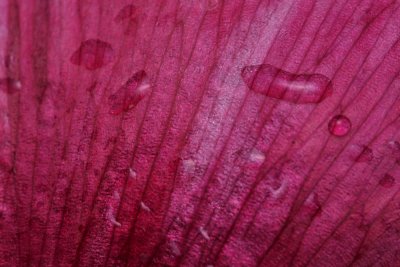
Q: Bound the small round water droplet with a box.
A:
[328,115,351,137]
[0,78,21,94]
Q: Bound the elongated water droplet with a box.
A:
[199,226,210,240]
[109,70,151,115]
[328,115,351,137]
[115,5,136,23]
[241,64,332,104]
[70,39,114,70]
[379,174,395,188]
[106,207,121,227]
[140,201,151,212]
[355,145,374,162]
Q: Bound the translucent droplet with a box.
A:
[114,5,136,23]
[128,168,137,179]
[304,192,322,216]
[269,179,286,199]
[108,70,150,115]
[355,145,373,163]
[305,192,320,207]
[182,159,196,173]
[0,78,21,94]
[379,174,395,188]
[169,241,181,256]
[241,64,332,104]
[388,140,400,154]
[106,207,121,227]
[70,39,114,70]
[206,0,219,11]
[123,19,138,35]
[140,201,151,212]
[199,226,210,240]
[249,149,265,163]
[328,115,351,137]
[114,5,138,35]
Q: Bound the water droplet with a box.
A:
[249,149,265,163]
[106,207,121,227]
[86,82,97,92]
[114,5,138,35]
[305,192,320,207]
[182,159,196,173]
[269,180,287,199]
[169,241,181,256]
[241,64,332,104]
[114,5,136,23]
[379,174,395,188]
[304,192,322,216]
[0,203,7,214]
[355,145,374,163]
[328,115,351,137]
[206,0,219,11]
[199,226,210,240]
[110,218,121,227]
[140,201,151,212]
[70,39,114,70]
[129,168,137,179]
[108,70,151,115]
[123,19,138,35]
[388,140,400,153]
[0,78,21,94]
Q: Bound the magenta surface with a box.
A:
[1,0,400,266]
